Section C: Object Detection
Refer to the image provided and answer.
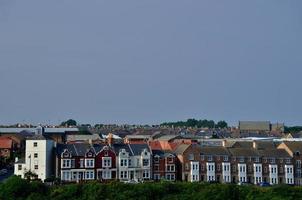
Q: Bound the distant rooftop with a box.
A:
[0,127,79,134]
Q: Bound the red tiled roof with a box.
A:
[0,137,13,149]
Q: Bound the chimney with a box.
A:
[222,139,227,147]
[252,141,257,149]
[108,133,114,146]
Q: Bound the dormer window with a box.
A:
[143,159,149,167]
[296,151,300,156]
[154,156,160,163]
[33,142,38,147]
[104,151,108,156]
[223,156,228,162]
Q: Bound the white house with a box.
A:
[14,135,55,181]
[190,161,199,182]
[222,162,231,183]
[114,144,151,182]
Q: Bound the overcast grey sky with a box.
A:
[0,0,301,126]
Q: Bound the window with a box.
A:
[188,154,194,161]
[248,165,252,173]
[166,164,175,172]
[270,158,276,164]
[285,159,291,164]
[232,165,237,172]
[201,155,205,161]
[85,171,94,180]
[166,174,175,181]
[34,153,38,158]
[154,165,159,171]
[34,165,38,170]
[143,159,149,167]
[102,171,111,179]
[33,142,37,147]
[279,166,283,173]
[102,157,112,168]
[167,157,173,162]
[154,156,160,163]
[18,165,22,170]
[85,159,94,168]
[62,171,71,181]
[120,171,128,179]
[217,164,221,171]
[239,157,244,163]
[154,174,160,180]
[296,160,301,168]
[62,159,71,168]
[207,156,213,161]
[185,163,189,170]
[71,159,75,168]
[120,159,128,167]
[223,156,228,161]
[255,157,260,163]
[80,159,84,168]
[201,164,205,171]
[143,170,149,179]
[264,167,268,173]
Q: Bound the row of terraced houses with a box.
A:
[14,133,302,186]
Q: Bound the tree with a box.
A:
[60,119,77,127]
[216,121,228,129]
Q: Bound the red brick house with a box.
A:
[152,150,176,181]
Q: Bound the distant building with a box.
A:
[239,121,271,133]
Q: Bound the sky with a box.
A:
[0,0,302,126]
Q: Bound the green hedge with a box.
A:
[0,176,301,200]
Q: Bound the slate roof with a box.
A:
[258,149,290,158]
[201,147,230,155]
[282,141,302,153]
[112,144,133,156]
[228,148,259,157]
[129,144,150,155]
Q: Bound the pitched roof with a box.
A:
[56,143,95,156]
[155,135,182,141]
[282,141,302,153]
[258,149,290,158]
[200,147,230,155]
[112,143,133,156]
[129,144,151,155]
[173,144,191,155]
[228,148,259,157]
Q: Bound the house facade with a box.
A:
[152,150,176,181]
[14,135,55,181]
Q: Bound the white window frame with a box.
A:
[102,157,112,168]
